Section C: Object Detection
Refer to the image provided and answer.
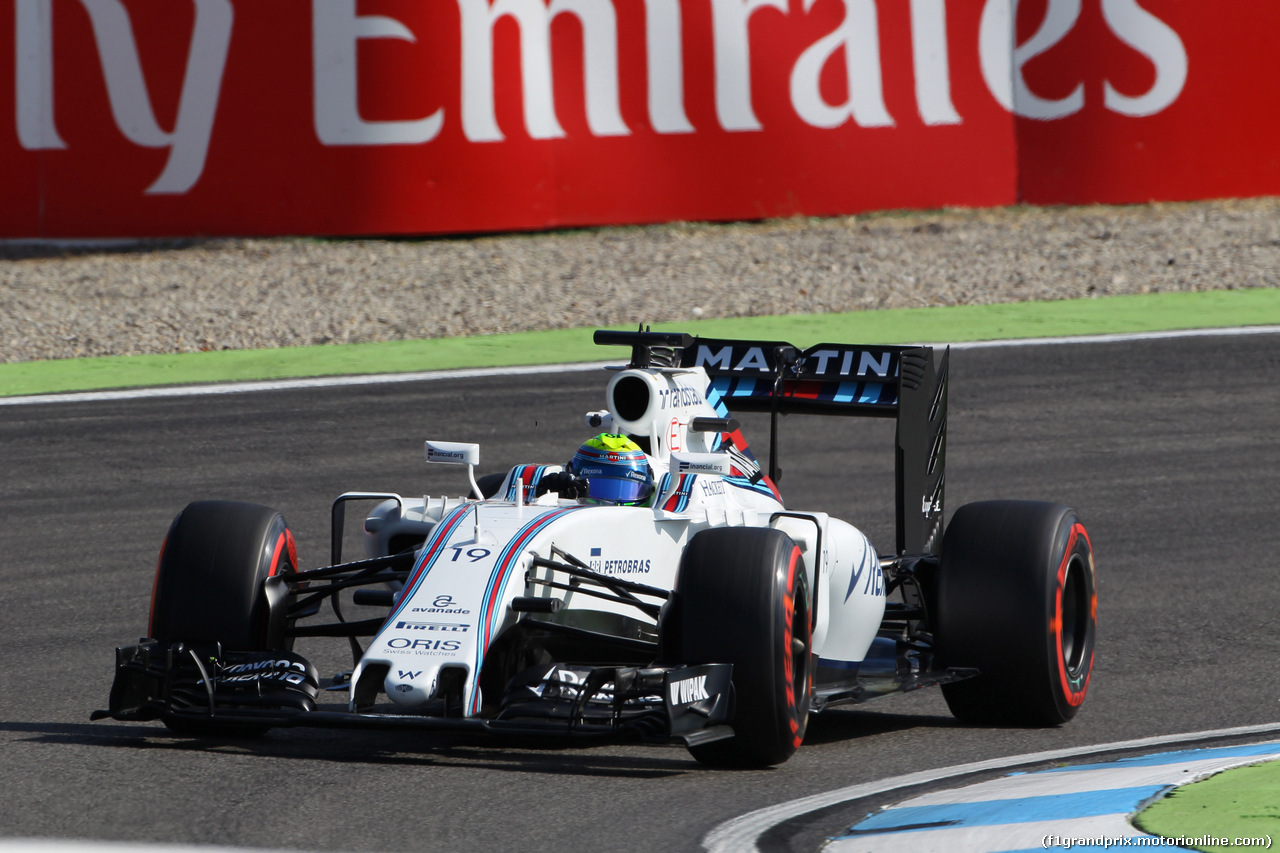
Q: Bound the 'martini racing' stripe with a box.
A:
[381,503,474,627]
[708,377,735,412]
[704,378,783,504]
[655,472,673,504]
[706,381,731,441]
[658,469,777,509]
[659,473,697,512]
[831,381,891,404]
[710,375,898,408]
[468,506,584,713]
[725,474,782,502]
[505,464,550,502]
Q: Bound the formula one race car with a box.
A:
[95,329,1096,767]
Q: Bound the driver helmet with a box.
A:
[568,433,655,506]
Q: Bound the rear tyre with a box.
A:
[670,527,811,767]
[935,501,1096,726]
[150,500,299,735]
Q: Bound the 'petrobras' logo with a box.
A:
[587,553,652,574]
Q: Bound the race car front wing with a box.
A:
[92,640,734,747]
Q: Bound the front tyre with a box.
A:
[151,500,298,650]
[149,500,299,735]
[935,501,1096,726]
[670,527,811,768]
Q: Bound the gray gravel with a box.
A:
[2,197,1278,364]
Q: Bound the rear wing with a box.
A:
[594,330,948,556]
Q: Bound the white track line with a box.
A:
[0,361,614,407]
[0,840,302,845]
[4,325,1279,408]
[943,324,1280,348]
[702,721,1280,853]
[825,741,1280,853]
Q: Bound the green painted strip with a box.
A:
[1135,759,1280,852]
[2,288,1278,397]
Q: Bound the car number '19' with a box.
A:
[450,547,491,562]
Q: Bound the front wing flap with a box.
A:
[94,640,320,723]
[94,641,733,747]
[496,661,733,744]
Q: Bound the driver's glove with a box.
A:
[535,471,590,499]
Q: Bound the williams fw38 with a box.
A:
[95,329,1096,767]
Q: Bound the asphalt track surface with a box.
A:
[2,332,1278,853]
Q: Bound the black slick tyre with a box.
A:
[935,500,1096,726]
[150,500,299,735]
[670,527,811,767]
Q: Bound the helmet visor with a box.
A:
[586,475,653,505]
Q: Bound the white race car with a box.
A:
[96,329,1096,767]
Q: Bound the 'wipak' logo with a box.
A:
[669,675,710,705]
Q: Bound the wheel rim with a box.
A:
[1048,520,1096,717]
[1059,554,1090,675]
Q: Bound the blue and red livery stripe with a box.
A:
[705,378,782,502]
[660,473,696,512]
[724,474,782,502]
[505,465,549,502]
[469,506,584,713]
[381,503,474,626]
[710,375,896,407]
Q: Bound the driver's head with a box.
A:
[567,434,654,506]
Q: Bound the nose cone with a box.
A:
[385,670,432,706]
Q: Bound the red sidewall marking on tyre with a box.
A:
[1054,522,1093,706]
[782,544,806,748]
[268,531,287,577]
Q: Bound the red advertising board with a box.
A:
[0,0,1276,238]
[1012,0,1280,203]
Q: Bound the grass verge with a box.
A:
[1135,760,1280,851]
[2,288,1278,397]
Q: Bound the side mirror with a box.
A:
[424,441,482,499]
